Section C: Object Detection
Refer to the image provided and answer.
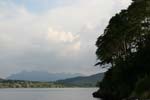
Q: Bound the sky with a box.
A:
[0,0,131,78]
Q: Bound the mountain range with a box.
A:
[7,71,83,82]
[6,71,104,87]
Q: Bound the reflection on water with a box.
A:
[0,88,100,100]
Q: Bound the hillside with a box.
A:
[56,73,104,87]
[0,73,104,88]
[7,71,83,82]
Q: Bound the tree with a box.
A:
[94,0,150,99]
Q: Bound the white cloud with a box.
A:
[61,41,81,57]
[0,0,131,77]
[47,27,79,43]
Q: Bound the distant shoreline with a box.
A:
[0,79,98,88]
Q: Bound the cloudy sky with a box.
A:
[0,0,131,78]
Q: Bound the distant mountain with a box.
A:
[7,71,83,82]
[56,73,104,87]
[0,78,4,81]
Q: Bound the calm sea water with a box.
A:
[0,88,100,100]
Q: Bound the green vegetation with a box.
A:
[0,73,104,88]
[0,80,64,88]
[56,73,104,87]
[93,0,150,99]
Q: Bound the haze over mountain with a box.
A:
[7,71,83,82]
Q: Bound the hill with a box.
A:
[0,73,104,88]
[56,73,104,87]
[7,71,83,82]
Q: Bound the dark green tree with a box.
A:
[94,0,150,99]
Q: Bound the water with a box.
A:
[0,88,100,100]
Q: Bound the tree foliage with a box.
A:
[94,0,150,99]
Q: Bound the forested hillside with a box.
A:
[93,0,150,99]
[56,73,104,87]
[0,73,103,88]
